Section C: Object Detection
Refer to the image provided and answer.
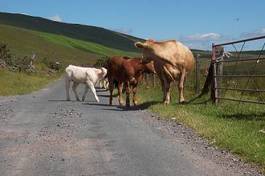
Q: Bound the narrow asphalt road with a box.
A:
[0,79,261,176]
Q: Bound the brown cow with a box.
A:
[135,39,195,104]
[107,56,155,107]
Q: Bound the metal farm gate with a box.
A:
[210,35,265,104]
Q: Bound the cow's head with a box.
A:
[135,39,156,62]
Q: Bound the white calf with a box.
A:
[65,65,107,102]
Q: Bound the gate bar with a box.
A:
[217,97,265,104]
[214,35,265,47]
[216,87,265,93]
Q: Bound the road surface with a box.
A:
[0,79,262,176]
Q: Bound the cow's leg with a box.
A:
[164,79,171,105]
[117,82,124,106]
[132,83,138,106]
[65,76,71,101]
[86,80,99,102]
[72,82,80,101]
[178,69,186,103]
[160,79,166,102]
[158,72,167,103]
[82,85,89,101]
[104,80,109,90]
[125,82,131,107]
[109,80,114,105]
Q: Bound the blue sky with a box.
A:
[1,0,265,49]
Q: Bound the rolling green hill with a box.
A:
[0,12,142,52]
[0,24,138,64]
[0,14,140,95]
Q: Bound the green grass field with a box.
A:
[0,69,59,95]
[138,80,265,172]
[37,32,139,57]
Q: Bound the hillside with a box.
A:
[0,24,138,64]
[0,23,138,95]
[0,12,142,52]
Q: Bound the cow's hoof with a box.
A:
[179,101,187,104]
[119,101,125,106]
[163,101,170,105]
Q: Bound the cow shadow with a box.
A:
[95,89,108,92]
[84,101,160,111]
[118,101,160,111]
[48,99,75,102]
[83,102,117,107]
[98,93,118,98]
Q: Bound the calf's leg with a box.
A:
[132,83,138,106]
[65,76,71,101]
[117,82,124,106]
[86,80,99,102]
[109,80,114,105]
[82,85,89,101]
[125,82,131,107]
[72,82,80,101]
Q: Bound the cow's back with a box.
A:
[152,41,195,72]
[107,57,128,81]
[65,65,90,83]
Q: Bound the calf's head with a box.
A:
[141,59,156,74]
[99,67,107,79]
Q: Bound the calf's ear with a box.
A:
[135,42,146,49]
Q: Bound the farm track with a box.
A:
[0,79,263,176]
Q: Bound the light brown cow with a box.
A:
[135,39,195,104]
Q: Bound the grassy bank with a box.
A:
[138,83,265,171]
[0,69,59,96]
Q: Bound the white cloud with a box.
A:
[20,12,29,16]
[49,15,63,22]
[183,33,221,41]
[112,27,133,34]
[179,32,223,50]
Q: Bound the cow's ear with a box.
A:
[135,42,146,49]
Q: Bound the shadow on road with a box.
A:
[48,99,98,103]
[48,99,74,102]
[84,101,160,111]
[95,89,108,93]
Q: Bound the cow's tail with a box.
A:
[200,63,213,96]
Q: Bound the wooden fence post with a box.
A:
[211,44,218,104]
[216,46,224,100]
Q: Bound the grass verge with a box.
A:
[0,69,59,96]
[138,83,265,172]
